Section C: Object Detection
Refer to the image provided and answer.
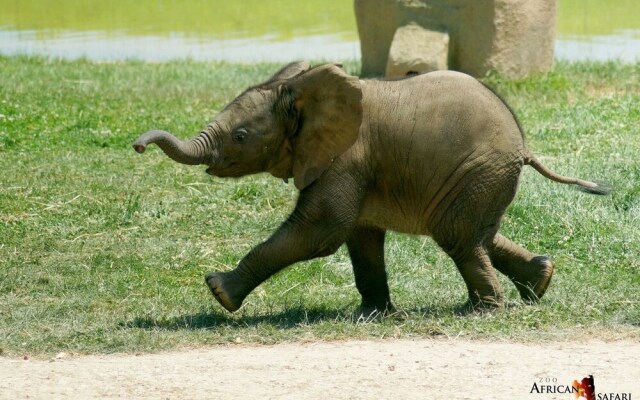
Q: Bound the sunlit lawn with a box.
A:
[0,56,638,357]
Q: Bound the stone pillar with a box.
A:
[354,0,557,79]
[385,24,449,78]
[354,0,401,77]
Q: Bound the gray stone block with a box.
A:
[385,24,449,78]
[355,0,557,78]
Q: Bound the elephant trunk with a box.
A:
[132,129,217,165]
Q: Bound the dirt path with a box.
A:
[1,339,638,399]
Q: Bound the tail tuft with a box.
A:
[577,180,613,196]
[526,153,613,196]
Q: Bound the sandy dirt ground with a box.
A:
[1,339,638,399]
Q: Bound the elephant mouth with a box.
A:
[206,162,242,177]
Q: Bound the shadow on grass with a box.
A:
[120,302,464,332]
[121,306,350,331]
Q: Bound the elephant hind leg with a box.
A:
[346,226,395,316]
[488,234,554,303]
[444,244,504,310]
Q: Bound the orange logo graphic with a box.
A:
[573,375,595,400]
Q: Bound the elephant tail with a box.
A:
[524,153,612,195]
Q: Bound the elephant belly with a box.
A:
[356,148,523,237]
[358,195,432,236]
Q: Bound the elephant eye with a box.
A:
[232,128,248,144]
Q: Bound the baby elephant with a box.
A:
[133,62,609,315]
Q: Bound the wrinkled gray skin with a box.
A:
[133,62,609,315]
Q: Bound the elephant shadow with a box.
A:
[123,306,350,331]
[121,304,461,332]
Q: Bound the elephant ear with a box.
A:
[267,61,312,82]
[286,64,363,190]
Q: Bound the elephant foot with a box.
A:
[515,256,554,303]
[458,293,503,315]
[356,301,396,319]
[205,271,248,312]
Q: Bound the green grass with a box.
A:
[0,56,638,357]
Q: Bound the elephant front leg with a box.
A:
[206,181,364,313]
[346,227,395,317]
[488,234,554,303]
[205,268,255,313]
[205,222,347,312]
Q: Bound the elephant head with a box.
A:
[133,62,363,190]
